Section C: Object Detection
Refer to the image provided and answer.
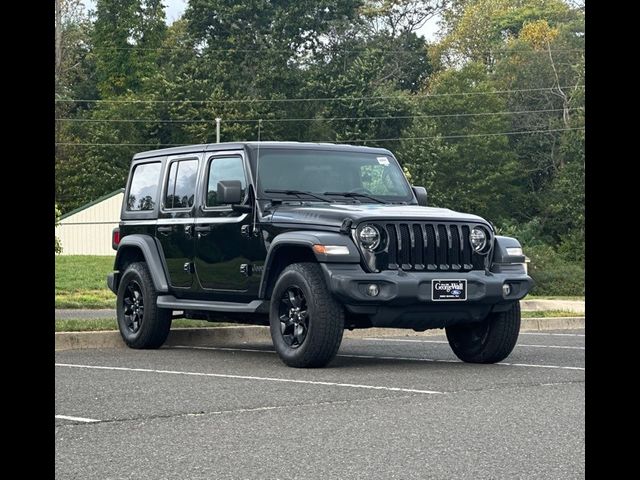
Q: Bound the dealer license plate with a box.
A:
[432,279,467,301]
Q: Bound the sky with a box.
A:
[83,0,439,40]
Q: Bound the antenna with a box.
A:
[252,119,262,234]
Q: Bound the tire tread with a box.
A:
[446,302,521,363]
[270,262,344,368]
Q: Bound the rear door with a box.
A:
[156,154,201,291]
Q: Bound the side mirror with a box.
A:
[217,180,242,204]
[412,186,428,206]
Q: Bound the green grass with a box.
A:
[56,289,117,309]
[56,255,116,309]
[55,255,115,291]
[521,310,581,318]
[55,318,236,332]
[526,295,585,301]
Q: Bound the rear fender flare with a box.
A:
[114,234,170,292]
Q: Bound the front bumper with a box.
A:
[320,263,533,329]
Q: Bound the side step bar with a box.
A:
[157,295,267,313]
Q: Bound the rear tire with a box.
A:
[269,263,344,368]
[116,262,171,349]
[445,302,521,363]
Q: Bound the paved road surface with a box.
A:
[55,329,585,479]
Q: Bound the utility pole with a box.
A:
[215,118,221,143]
[55,0,62,84]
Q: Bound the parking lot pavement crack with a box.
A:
[447,379,585,396]
[55,392,442,427]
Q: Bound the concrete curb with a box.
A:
[55,317,585,351]
[520,299,584,314]
[54,299,586,320]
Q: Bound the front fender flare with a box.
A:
[492,236,526,264]
[259,231,360,299]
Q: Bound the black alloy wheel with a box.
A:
[122,280,144,334]
[278,286,309,348]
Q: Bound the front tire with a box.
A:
[116,262,171,349]
[269,263,344,368]
[445,302,521,363]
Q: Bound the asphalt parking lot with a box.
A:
[55,329,585,479]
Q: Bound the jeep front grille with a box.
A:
[378,222,487,272]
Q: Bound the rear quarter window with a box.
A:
[126,162,162,211]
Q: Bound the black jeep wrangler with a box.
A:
[107,142,533,368]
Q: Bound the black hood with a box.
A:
[268,203,489,229]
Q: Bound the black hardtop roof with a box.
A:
[132,141,393,161]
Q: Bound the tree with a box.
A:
[491,4,584,254]
[56,0,170,214]
[55,0,97,214]
[178,0,363,142]
[433,0,574,68]
[92,0,167,97]
[360,0,446,37]
[396,62,522,222]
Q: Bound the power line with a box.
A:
[55,107,583,124]
[352,127,584,143]
[54,126,584,147]
[78,45,585,54]
[55,85,585,104]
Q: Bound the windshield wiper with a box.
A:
[323,191,389,204]
[265,189,331,203]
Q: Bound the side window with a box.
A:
[164,159,198,209]
[206,156,247,207]
[126,162,161,211]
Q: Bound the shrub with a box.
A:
[525,244,584,296]
[55,204,62,254]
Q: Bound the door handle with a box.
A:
[157,225,174,233]
[195,224,211,238]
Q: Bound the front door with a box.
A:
[156,155,200,290]
[194,151,262,298]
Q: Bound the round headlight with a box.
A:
[470,227,488,253]
[359,225,381,250]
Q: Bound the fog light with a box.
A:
[367,284,380,297]
[502,283,512,297]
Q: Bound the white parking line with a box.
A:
[55,414,100,423]
[496,362,584,370]
[55,363,444,395]
[361,338,451,344]
[516,344,584,350]
[520,332,585,337]
[360,338,584,350]
[170,346,585,371]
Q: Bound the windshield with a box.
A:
[255,148,414,203]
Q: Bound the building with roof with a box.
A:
[56,189,124,256]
